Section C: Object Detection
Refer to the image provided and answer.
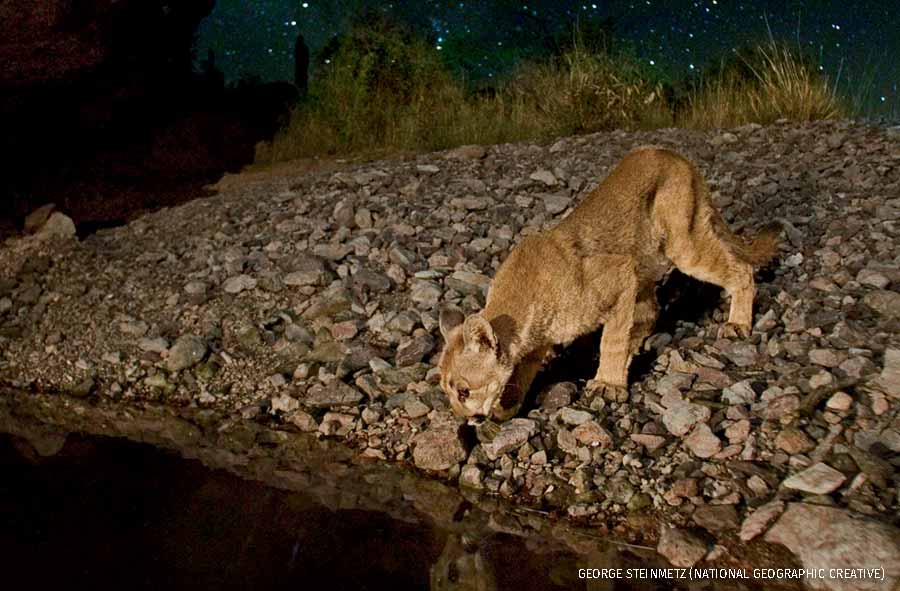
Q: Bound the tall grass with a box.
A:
[260,24,855,166]
[678,41,848,128]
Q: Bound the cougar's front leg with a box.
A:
[587,296,635,403]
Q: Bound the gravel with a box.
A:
[2,120,898,572]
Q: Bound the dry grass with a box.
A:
[678,41,848,128]
[259,28,850,166]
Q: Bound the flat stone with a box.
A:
[395,334,435,366]
[288,410,318,432]
[693,504,739,533]
[530,169,557,186]
[775,427,815,454]
[856,269,890,289]
[271,393,299,413]
[304,380,364,408]
[657,526,708,568]
[483,419,538,460]
[684,424,721,458]
[572,421,612,448]
[36,212,76,240]
[557,407,593,426]
[719,342,759,367]
[724,419,751,443]
[662,402,711,436]
[765,503,900,590]
[539,382,576,410]
[739,500,785,541]
[630,433,667,451]
[459,464,484,489]
[223,274,257,294]
[542,194,569,214]
[782,462,846,494]
[165,335,207,372]
[809,348,842,368]
[862,290,900,319]
[873,348,900,398]
[403,398,431,418]
[722,380,757,405]
[413,424,467,471]
[825,391,853,412]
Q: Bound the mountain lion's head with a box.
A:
[438,307,517,422]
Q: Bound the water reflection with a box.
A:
[1,433,669,591]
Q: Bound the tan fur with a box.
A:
[439,147,779,422]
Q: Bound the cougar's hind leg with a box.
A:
[656,170,756,337]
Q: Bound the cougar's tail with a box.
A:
[726,222,781,266]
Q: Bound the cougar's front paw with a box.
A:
[585,379,629,403]
[717,322,750,340]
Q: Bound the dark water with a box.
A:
[0,433,668,591]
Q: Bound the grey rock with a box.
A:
[459,464,484,489]
[483,419,537,460]
[304,380,364,408]
[862,290,900,318]
[606,476,635,504]
[782,462,846,495]
[165,335,207,372]
[572,421,612,448]
[223,274,257,294]
[353,269,392,293]
[445,270,491,295]
[684,424,721,458]
[542,194,569,214]
[873,348,900,398]
[775,427,815,454]
[657,526,708,568]
[856,269,890,289]
[409,280,443,308]
[765,503,900,591]
[557,407,593,426]
[289,410,318,432]
[540,382,576,410]
[739,500,785,541]
[662,402,711,436]
[413,422,467,471]
[36,212,76,240]
[719,341,759,367]
[395,334,435,366]
[271,393,299,413]
[722,380,757,405]
[139,336,169,353]
[530,169,557,186]
[403,397,431,418]
[693,504,739,533]
[630,433,667,451]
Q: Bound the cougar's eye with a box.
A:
[457,387,469,402]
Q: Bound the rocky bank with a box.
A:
[1,120,899,590]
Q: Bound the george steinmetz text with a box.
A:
[578,568,886,582]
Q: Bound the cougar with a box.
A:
[438,146,778,422]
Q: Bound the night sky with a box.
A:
[197,1,898,111]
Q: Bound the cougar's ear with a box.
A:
[463,315,497,353]
[439,306,465,340]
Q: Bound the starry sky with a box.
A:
[197,1,898,112]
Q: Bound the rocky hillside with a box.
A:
[1,120,899,588]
